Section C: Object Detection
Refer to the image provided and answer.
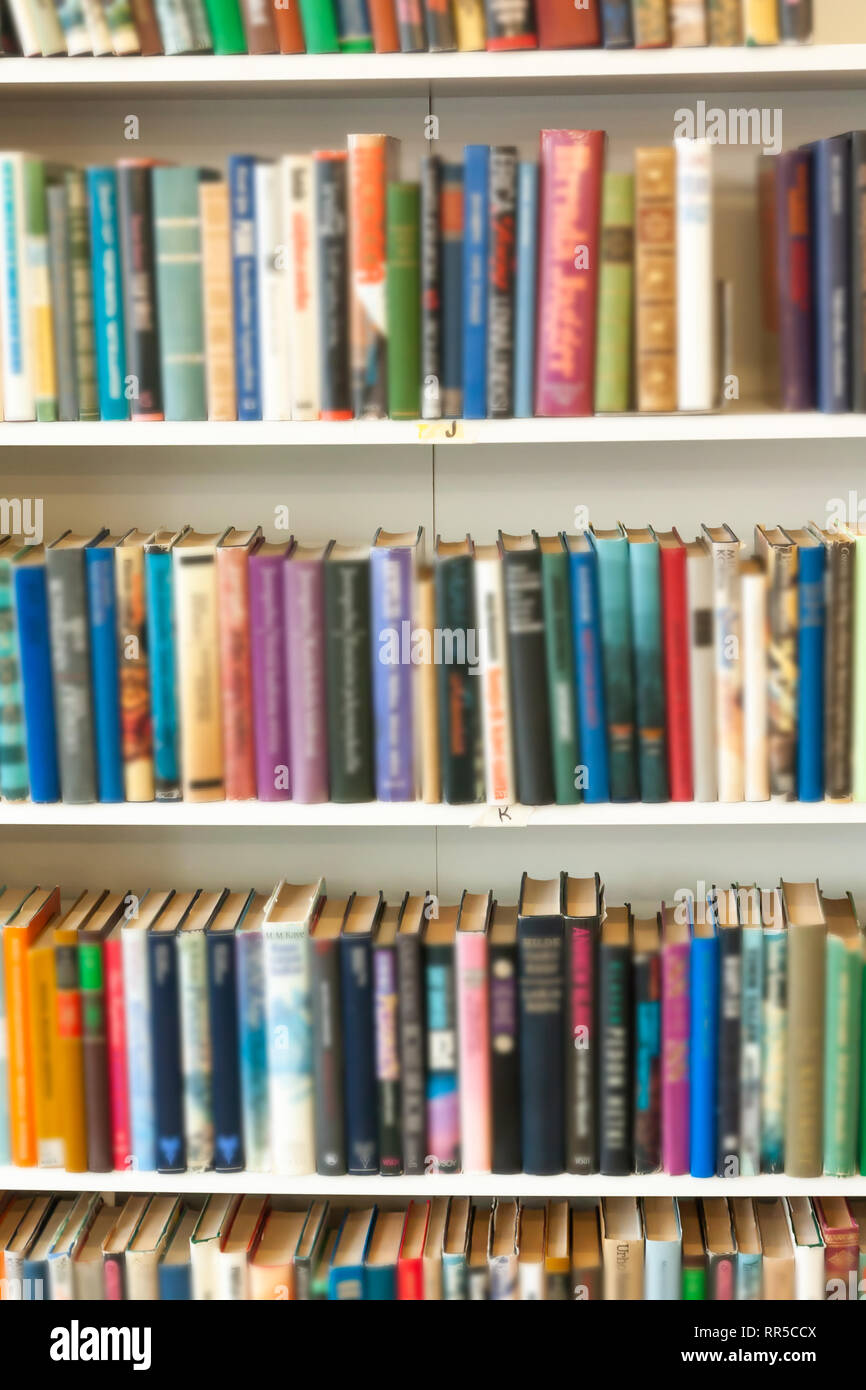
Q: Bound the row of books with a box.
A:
[2,518,865,809]
[0,132,719,426]
[0,1192,861,1303]
[1,0,815,61]
[2,874,864,1180]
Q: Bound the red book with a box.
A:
[534,128,604,417]
[815,1197,859,1300]
[368,0,400,50]
[535,0,600,47]
[104,927,130,1172]
[217,528,261,802]
[272,0,305,51]
[657,528,693,801]
[397,1199,430,1298]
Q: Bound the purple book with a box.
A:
[285,543,330,804]
[775,149,815,411]
[249,539,293,801]
[661,908,690,1176]
[369,528,422,802]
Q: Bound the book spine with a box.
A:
[78,940,113,1171]
[254,161,291,421]
[0,559,27,802]
[239,0,278,49]
[741,566,769,802]
[669,0,706,44]
[423,0,455,49]
[452,0,484,48]
[115,543,155,802]
[598,938,632,1174]
[632,944,660,1174]
[323,557,373,802]
[518,913,565,1174]
[264,923,314,1174]
[636,146,676,412]
[661,938,689,1174]
[153,166,207,420]
[462,145,489,419]
[689,933,718,1177]
[370,544,415,800]
[512,161,538,420]
[599,0,633,47]
[122,923,156,1171]
[79,0,112,49]
[282,155,318,420]
[144,549,181,799]
[760,926,786,1173]
[765,541,798,801]
[440,161,464,418]
[660,542,692,800]
[64,170,99,420]
[46,185,78,422]
[348,136,392,415]
[486,146,517,419]
[373,940,402,1173]
[855,535,866,803]
[314,152,351,419]
[687,548,715,801]
[311,938,346,1174]
[785,923,825,1177]
[273,0,305,55]
[177,930,214,1173]
[104,934,130,1171]
[566,918,597,1173]
[249,551,291,801]
[100,0,140,47]
[367,0,398,49]
[129,0,166,49]
[28,944,63,1167]
[424,940,459,1172]
[335,0,373,48]
[503,547,554,805]
[394,0,423,48]
[482,0,535,48]
[738,927,763,1177]
[217,546,256,801]
[23,159,58,421]
[823,935,861,1177]
[207,930,244,1171]
[594,535,637,801]
[629,538,668,802]
[676,138,714,411]
[570,544,609,802]
[14,563,60,802]
[535,0,600,45]
[706,0,740,43]
[228,155,261,420]
[173,546,224,801]
[184,0,216,48]
[341,934,378,1173]
[778,0,811,42]
[541,548,580,804]
[86,168,128,420]
[116,164,162,420]
[456,931,491,1173]
[84,548,124,804]
[416,568,441,804]
[298,0,339,48]
[47,548,98,804]
[742,0,777,43]
[775,150,815,410]
[55,0,92,52]
[420,155,442,420]
[435,554,482,803]
[396,931,426,1175]
[535,129,604,416]
[151,0,194,50]
[474,554,517,805]
[236,927,270,1171]
[594,171,634,413]
[285,556,329,802]
[709,539,743,802]
[386,181,421,419]
[716,927,741,1175]
[825,537,854,801]
[149,930,185,1172]
[632,0,668,46]
[490,933,521,1172]
[813,137,849,413]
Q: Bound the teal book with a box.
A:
[626,527,667,802]
[152,167,209,421]
[590,525,637,801]
[363,1209,404,1299]
[823,895,863,1177]
[539,534,581,805]
[86,168,128,421]
[736,887,763,1178]
[0,537,29,801]
[329,1207,376,1300]
[732,1196,763,1301]
[761,893,787,1174]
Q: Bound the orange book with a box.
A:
[217,528,262,801]
[272,0,305,51]
[368,0,400,50]
[53,890,108,1173]
[27,920,64,1168]
[200,181,237,423]
[4,885,61,1166]
[347,134,400,420]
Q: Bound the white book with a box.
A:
[190,1194,241,1300]
[282,155,319,420]
[177,892,221,1173]
[516,1207,546,1300]
[675,138,715,411]
[254,160,292,422]
[48,1193,101,1300]
[787,1197,826,1300]
[54,0,92,55]
[6,0,41,53]
[0,154,35,420]
[80,0,113,52]
[72,1205,119,1300]
[474,544,517,804]
[262,878,324,1175]
[703,524,743,802]
[125,1196,181,1301]
[642,1197,682,1300]
[11,0,66,53]
[685,538,716,801]
[740,559,769,801]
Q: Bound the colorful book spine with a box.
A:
[207,923,244,1172]
[435,549,482,804]
[535,0,599,45]
[335,0,373,49]
[86,168,128,420]
[440,162,464,419]
[635,146,676,412]
[298,0,339,49]
[569,539,608,803]
[600,0,633,47]
[173,539,224,803]
[115,538,154,803]
[742,0,778,43]
[369,540,415,800]
[483,0,535,48]
[741,560,768,801]
[372,933,401,1173]
[314,151,351,420]
[47,542,99,804]
[65,170,99,420]
[456,928,491,1173]
[420,155,442,420]
[323,549,373,802]
[14,555,60,803]
[0,552,28,801]
[761,919,786,1173]
[669,0,706,44]
[512,161,538,420]
[424,934,459,1172]
[592,530,637,801]
[341,931,378,1173]
[396,923,426,1175]
[540,540,580,805]
[153,166,207,421]
[824,927,862,1177]
[599,926,632,1175]
[122,922,156,1171]
[707,0,740,43]
[144,544,181,799]
[263,919,314,1175]
[661,931,689,1174]
[738,921,763,1177]
[79,930,113,1173]
[659,537,692,801]
[177,925,215,1173]
[368,0,398,50]
[200,180,237,421]
[104,931,130,1170]
[216,540,256,802]
[486,146,517,420]
[23,160,58,422]
[386,181,421,420]
[462,145,489,420]
[502,539,554,805]
[254,160,291,422]
[394,0,424,50]
[813,136,850,413]
[85,546,124,803]
[632,937,660,1174]
[348,134,394,419]
[775,149,815,411]
[150,925,185,1173]
[595,172,634,413]
[239,0,277,50]
[489,918,520,1174]
[629,535,668,802]
[116,163,162,421]
[689,918,718,1177]
[716,922,741,1175]
[236,917,270,1171]
[633,0,668,45]
[424,0,455,49]
[228,155,261,420]
[285,551,329,802]
[797,539,824,801]
[249,544,291,802]
[452,0,484,49]
[786,917,825,1178]
[203,0,246,51]
[706,530,743,802]
[474,549,516,804]
[0,155,33,420]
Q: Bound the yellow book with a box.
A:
[172,529,229,802]
[27,921,64,1168]
[53,889,108,1173]
[742,0,778,44]
[25,160,58,422]
[452,0,486,50]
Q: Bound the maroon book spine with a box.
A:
[535,0,600,47]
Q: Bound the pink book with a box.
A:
[284,543,330,803]
[661,904,690,1175]
[455,891,492,1174]
[815,1198,859,1300]
[104,926,131,1172]
[217,528,261,801]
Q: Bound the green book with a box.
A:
[202,0,247,51]
[386,182,421,421]
[64,169,99,421]
[627,527,668,803]
[594,172,634,414]
[323,544,374,803]
[23,160,58,423]
[823,895,862,1176]
[539,534,580,805]
[298,0,340,51]
[152,167,209,421]
[852,529,866,801]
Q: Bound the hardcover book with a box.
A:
[517,874,565,1175]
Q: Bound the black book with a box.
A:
[206,892,249,1173]
[486,146,517,420]
[395,0,426,50]
[149,891,199,1174]
[373,904,403,1174]
[715,889,741,1177]
[420,154,442,421]
[310,896,349,1175]
[46,530,107,805]
[434,537,483,804]
[632,914,661,1176]
[778,0,811,42]
[563,872,603,1175]
[517,874,565,1175]
[396,893,428,1175]
[116,162,163,420]
[849,132,866,412]
[489,902,521,1174]
[314,152,351,419]
[324,543,373,802]
[598,905,633,1176]
[500,532,555,806]
[423,0,456,51]
[340,892,384,1174]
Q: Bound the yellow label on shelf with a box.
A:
[416,420,479,442]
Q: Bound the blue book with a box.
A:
[600,0,633,47]
[792,529,825,801]
[513,161,538,419]
[145,532,182,799]
[812,136,850,413]
[567,533,609,803]
[590,526,638,802]
[328,1207,376,1300]
[440,162,464,418]
[689,895,719,1178]
[627,529,668,803]
[235,894,271,1173]
[85,542,124,803]
[737,891,764,1179]
[334,0,372,47]
[207,892,248,1173]
[370,528,421,801]
[86,168,127,421]
[228,154,261,421]
[363,1209,404,1299]
[149,894,196,1174]
[340,894,382,1174]
[462,145,489,419]
[13,549,60,803]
